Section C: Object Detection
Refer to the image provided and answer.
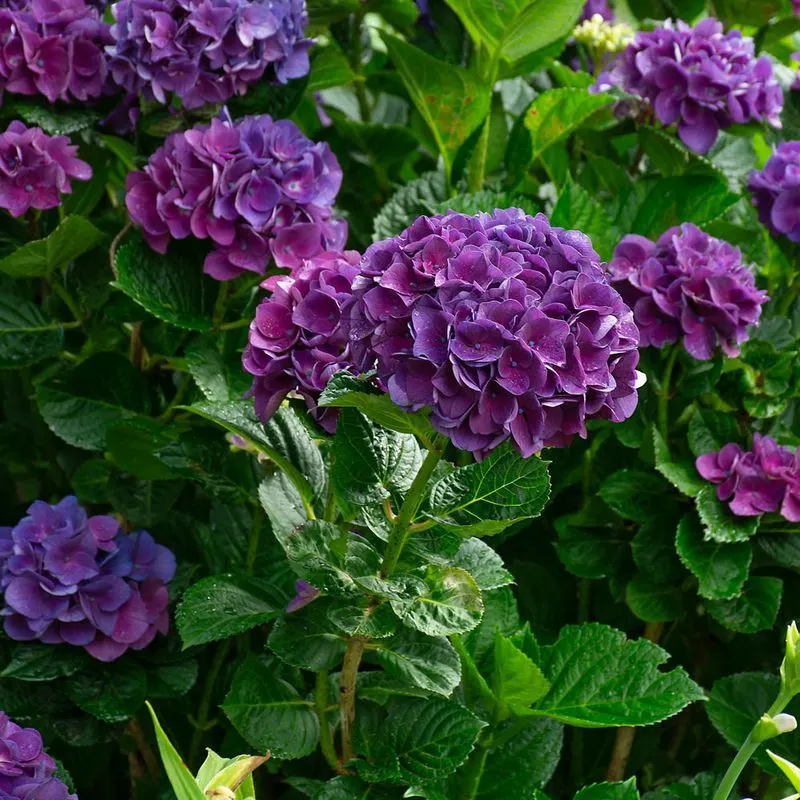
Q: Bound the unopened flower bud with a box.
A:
[754,713,798,742]
[782,622,800,695]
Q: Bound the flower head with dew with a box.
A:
[609,223,768,360]
[243,250,361,429]
[0,711,76,800]
[0,496,176,662]
[107,0,311,110]
[749,141,800,242]
[596,18,783,154]
[342,208,642,458]
[125,111,345,280]
[0,121,92,218]
[0,0,112,104]
[696,434,800,522]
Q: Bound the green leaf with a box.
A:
[259,472,307,542]
[632,177,739,238]
[471,718,563,798]
[676,513,751,600]
[463,586,521,664]
[599,470,671,523]
[0,644,86,681]
[428,443,550,535]
[687,409,740,457]
[185,339,233,402]
[372,630,461,696]
[0,294,63,369]
[551,175,617,260]
[146,702,205,800]
[626,577,685,623]
[106,418,178,481]
[328,601,398,639]
[453,538,513,591]
[646,772,717,800]
[631,516,684,586]
[525,89,614,163]
[445,0,583,65]
[319,372,437,446]
[114,234,218,331]
[382,34,490,179]
[706,576,782,634]
[387,698,485,781]
[176,575,285,648]
[768,751,800,793]
[332,409,422,506]
[148,660,199,699]
[68,662,147,723]
[268,606,348,671]
[493,634,551,714]
[652,427,706,498]
[0,216,103,278]
[575,779,639,800]
[435,190,537,218]
[534,623,705,727]
[695,486,760,544]
[307,45,357,91]
[36,352,150,451]
[391,566,484,637]
[222,655,319,760]
[707,672,800,772]
[373,172,448,241]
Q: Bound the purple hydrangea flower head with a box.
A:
[0,121,92,218]
[697,434,800,521]
[125,111,345,280]
[343,209,642,458]
[748,142,800,241]
[597,18,783,154]
[0,0,112,104]
[581,0,613,22]
[243,250,361,429]
[107,0,311,110]
[0,496,176,662]
[609,223,768,360]
[0,712,75,800]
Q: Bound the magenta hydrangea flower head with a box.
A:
[0,712,76,800]
[107,0,311,110]
[243,250,361,430]
[580,0,613,21]
[748,142,800,241]
[696,434,800,521]
[0,496,176,662]
[609,224,768,361]
[125,111,345,280]
[0,0,112,104]
[343,209,642,458]
[0,121,92,218]
[597,18,783,154]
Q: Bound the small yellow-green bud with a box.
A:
[573,14,634,56]
[781,621,800,695]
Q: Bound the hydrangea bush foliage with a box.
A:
[2,1,800,799]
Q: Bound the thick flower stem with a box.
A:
[339,636,366,767]
[713,688,794,800]
[380,437,447,577]
[315,671,339,772]
[658,345,680,443]
[606,621,664,782]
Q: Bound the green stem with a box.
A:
[460,737,491,800]
[212,280,231,330]
[380,436,447,577]
[245,509,262,574]
[350,7,371,123]
[658,345,680,443]
[713,688,794,800]
[778,274,800,317]
[339,637,366,767]
[188,639,232,769]
[49,281,83,325]
[468,56,500,193]
[157,374,189,423]
[315,671,339,772]
[218,318,250,331]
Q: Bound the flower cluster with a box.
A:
[0,121,92,218]
[580,0,613,22]
[344,209,642,458]
[125,113,345,280]
[107,0,311,110]
[0,496,176,662]
[697,434,799,521]
[243,250,360,429]
[0,0,112,104]
[0,712,76,800]
[749,142,800,242]
[573,14,634,58]
[609,224,768,360]
[597,18,783,154]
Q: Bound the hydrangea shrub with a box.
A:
[1,0,800,798]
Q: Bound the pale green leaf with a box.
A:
[146,702,205,800]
